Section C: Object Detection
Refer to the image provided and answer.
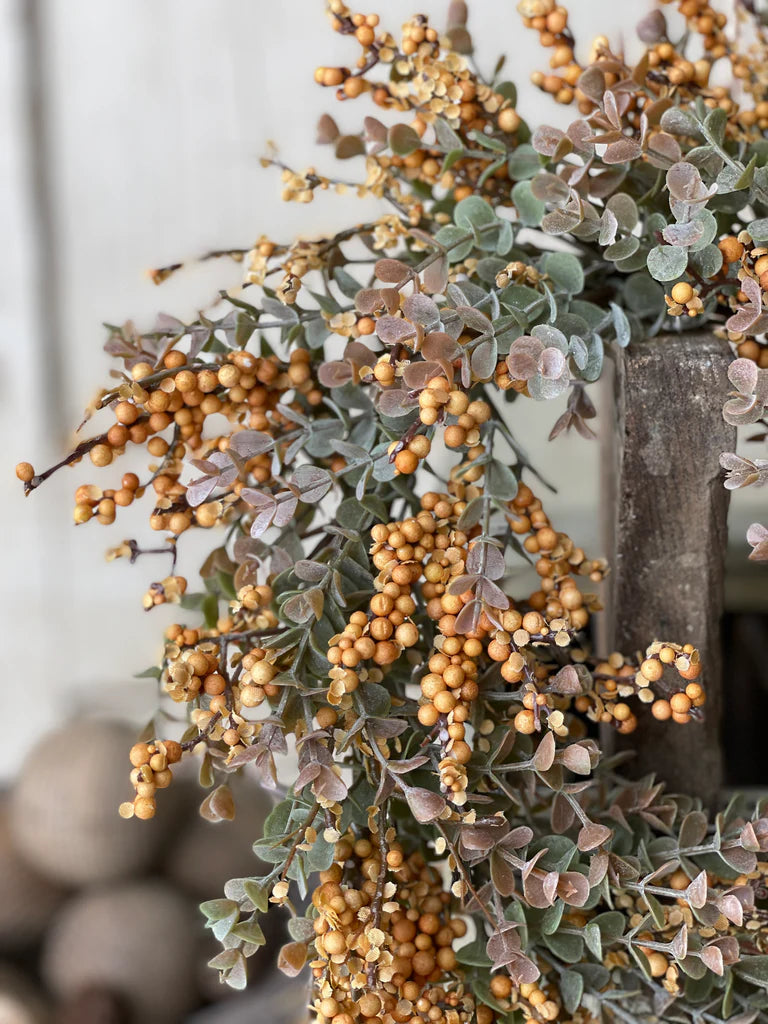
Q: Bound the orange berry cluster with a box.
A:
[417,381,491,441]
[119,739,182,820]
[718,234,768,366]
[309,831,483,1024]
[519,0,768,146]
[142,574,188,610]
[61,346,320,535]
[570,642,705,732]
[518,2,578,106]
[665,282,704,319]
[506,482,604,628]
[316,5,523,203]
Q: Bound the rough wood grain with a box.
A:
[605,333,734,806]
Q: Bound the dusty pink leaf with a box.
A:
[422,254,448,295]
[637,9,667,42]
[549,665,582,695]
[292,466,332,503]
[561,744,592,775]
[278,941,307,978]
[603,137,643,164]
[402,361,444,390]
[577,67,606,105]
[538,347,567,380]
[532,731,556,772]
[532,125,566,157]
[662,219,704,248]
[486,923,521,968]
[454,599,482,635]
[378,388,416,417]
[578,822,613,851]
[376,316,417,345]
[685,870,708,909]
[700,944,724,976]
[314,765,348,804]
[405,787,446,823]
[355,288,386,314]
[273,493,299,528]
[316,113,339,145]
[199,784,235,823]
[375,258,410,283]
[557,871,590,907]
[507,336,544,379]
[317,360,354,388]
[402,293,440,326]
[229,430,275,459]
[715,894,743,927]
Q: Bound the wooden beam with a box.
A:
[604,333,734,806]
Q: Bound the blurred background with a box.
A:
[1,0,765,1021]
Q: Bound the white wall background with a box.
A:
[1,0,758,780]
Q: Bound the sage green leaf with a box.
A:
[584,921,602,960]
[543,252,584,294]
[508,144,541,180]
[542,930,584,963]
[388,123,421,155]
[734,955,768,989]
[560,970,584,1015]
[435,224,474,262]
[512,180,545,227]
[749,217,768,242]
[647,244,688,281]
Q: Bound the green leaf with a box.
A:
[604,235,640,261]
[244,879,270,913]
[455,933,492,967]
[584,921,602,961]
[200,898,239,923]
[749,217,768,242]
[200,899,239,941]
[201,592,220,629]
[497,81,517,106]
[230,917,266,946]
[660,106,701,136]
[702,106,727,147]
[592,911,626,943]
[435,224,474,262]
[487,460,519,501]
[305,833,335,872]
[689,243,722,279]
[734,955,768,989]
[624,272,664,314]
[542,930,584,963]
[388,123,421,156]
[455,195,498,231]
[647,244,688,281]
[583,333,604,382]
[541,900,565,935]
[560,970,584,1015]
[512,180,545,227]
[543,252,584,295]
[609,302,631,347]
[357,681,391,717]
[263,799,293,839]
[442,148,464,173]
[434,118,463,152]
[508,143,540,180]
[468,129,507,153]
[134,665,161,680]
[645,891,666,928]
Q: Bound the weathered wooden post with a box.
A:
[604,333,735,806]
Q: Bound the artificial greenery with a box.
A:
[15,1,768,1022]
